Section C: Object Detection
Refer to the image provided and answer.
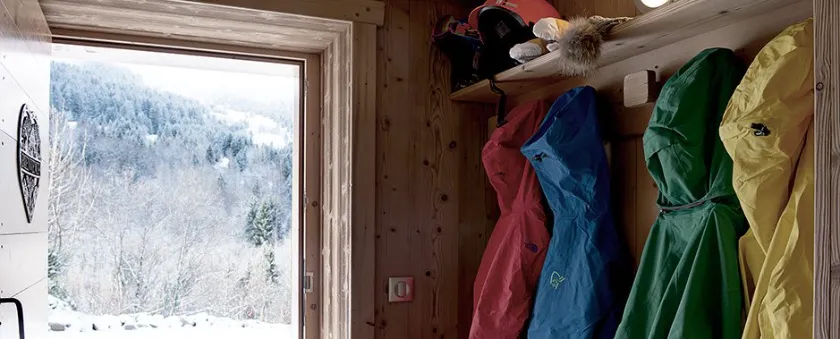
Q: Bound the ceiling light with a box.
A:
[642,0,669,7]
[635,0,672,12]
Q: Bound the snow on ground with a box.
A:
[46,296,295,339]
[45,326,296,339]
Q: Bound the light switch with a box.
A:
[388,277,414,303]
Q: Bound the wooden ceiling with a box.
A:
[39,0,356,54]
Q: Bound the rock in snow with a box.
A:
[49,322,68,332]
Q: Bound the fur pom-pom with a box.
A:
[546,16,632,76]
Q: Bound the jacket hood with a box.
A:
[643,48,746,208]
[483,100,548,213]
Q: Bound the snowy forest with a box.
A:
[47,61,297,325]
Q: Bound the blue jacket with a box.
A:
[523,86,630,339]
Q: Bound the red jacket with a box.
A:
[470,101,550,339]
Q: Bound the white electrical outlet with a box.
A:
[388,277,414,303]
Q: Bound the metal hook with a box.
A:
[490,79,508,128]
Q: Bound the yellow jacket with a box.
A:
[719,18,814,339]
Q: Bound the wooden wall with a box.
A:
[373,0,814,338]
[374,0,495,338]
[372,1,647,338]
[550,0,639,18]
[814,0,839,337]
[0,0,51,337]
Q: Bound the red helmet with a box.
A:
[468,0,561,31]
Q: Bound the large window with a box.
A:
[46,44,301,338]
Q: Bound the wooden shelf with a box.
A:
[450,0,805,103]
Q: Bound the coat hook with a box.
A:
[490,79,508,127]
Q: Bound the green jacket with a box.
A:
[614,48,748,339]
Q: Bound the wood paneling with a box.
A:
[351,21,378,339]
[814,0,839,337]
[50,28,313,62]
[457,104,494,339]
[375,0,819,338]
[551,0,639,18]
[39,0,351,54]
[302,54,322,339]
[374,0,491,338]
[184,0,385,26]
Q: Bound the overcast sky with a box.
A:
[51,44,300,109]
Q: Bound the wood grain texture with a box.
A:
[551,0,639,19]
[0,0,50,112]
[39,0,354,54]
[51,28,313,61]
[814,0,838,337]
[319,22,353,339]
[351,22,378,339]
[302,54,322,339]
[374,0,490,338]
[182,0,385,26]
[40,0,337,53]
[452,0,808,103]
[510,0,811,106]
[375,1,411,337]
[457,105,493,339]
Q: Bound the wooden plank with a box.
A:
[814,0,839,337]
[2,0,51,51]
[451,0,809,103]
[52,24,323,53]
[351,21,377,339]
[51,28,314,61]
[302,53,322,339]
[41,0,350,33]
[182,0,385,26]
[320,40,335,339]
[41,2,336,52]
[552,0,639,18]
[457,106,492,339]
[510,0,812,105]
[374,0,411,337]
[0,0,50,113]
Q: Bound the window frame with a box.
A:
[50,19,376,339]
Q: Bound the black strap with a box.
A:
[0,298,25,339]
[489,79,508,127]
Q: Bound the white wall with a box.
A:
[0,0,51,337]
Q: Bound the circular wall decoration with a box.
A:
[17,103,41,223]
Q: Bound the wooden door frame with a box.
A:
[814,1,838,338]
[50,20,377,339]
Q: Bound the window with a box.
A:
[46,44,302,339]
